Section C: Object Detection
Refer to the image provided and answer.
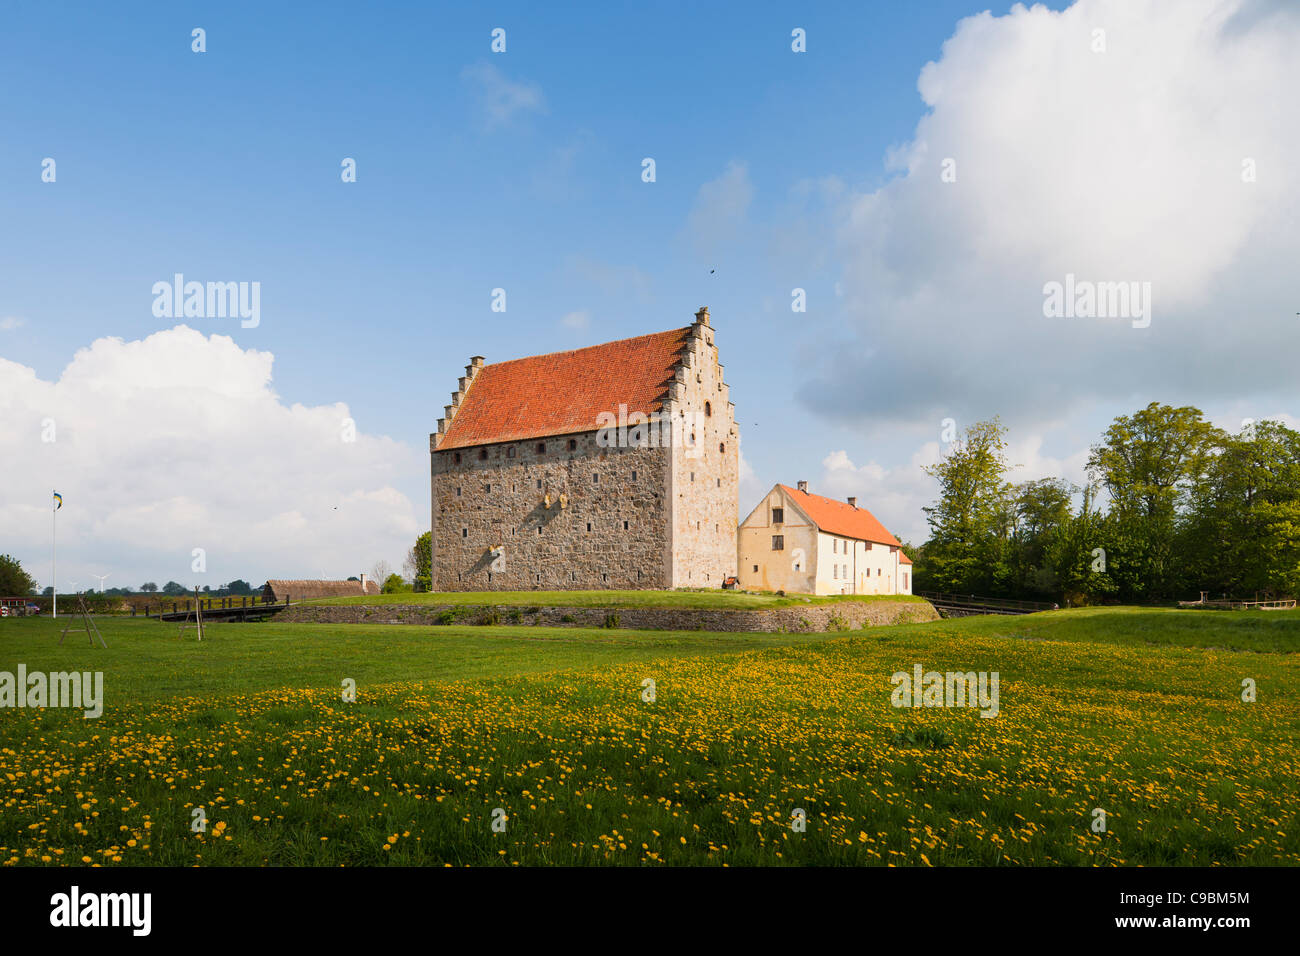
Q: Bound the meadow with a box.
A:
[0,608,1296,866]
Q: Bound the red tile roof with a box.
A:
[899,552,913,565]
[439,327,691,450]
[780,484,902,548]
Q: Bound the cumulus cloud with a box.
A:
[0,326,422,589]
[461,62,546,129]
[800,0,1300,432]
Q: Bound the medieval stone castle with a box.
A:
[429,307,739,591]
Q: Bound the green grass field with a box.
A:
[306,588,929,610]
[0,608,1296,866]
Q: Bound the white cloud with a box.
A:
[685,161,754,257]
[461,62,546,129]
[815,446,941,545]
[802,0,1300,431]
[560,310,590,331]
[0,325,422,589]
[0,316,25,331]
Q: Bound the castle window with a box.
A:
[456,487,462,497]
[538,526,543,534]
[479,449,487,460]
[772,535,784,550]
[462,528,467,538]
[586,522,591,532]
[593,472,599,484]
[568,438,577,451]
[719,443,725,454]
[623,521,629,530]
[705,401,712,417]
[772,508,783,524]
[716,478,721,488]
[485,483,491,493]
[690,472,695,482]
[631,470,637,480]
[454,452,462,464]
[536,443,546,453]
[536,479,543,489]
[507,447,516,458]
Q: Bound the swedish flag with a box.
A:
[53,492,62,510]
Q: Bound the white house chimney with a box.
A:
[797,480,808,493]
[847,496,857,508]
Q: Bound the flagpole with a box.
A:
[52,490,57,619]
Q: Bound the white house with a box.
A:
[738,481,913,596]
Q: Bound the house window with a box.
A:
[904,573,909,588]
[833,539,837,554]
[772,535,784,551]
[568,439,577,451]
[772,508,784,524]
[753,564,758,573]
[833,565,838,579]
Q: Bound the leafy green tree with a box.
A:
[921,419,1013,593]
[161,581,186,595]
[406,532,432,592]
[1010,478,1074,596]
[1051,484,1119,604]
[140,581,158,593]
[1182,419,1300,597]
[0,554,38,596]
[225,579,253,595]
[1087,403,1223,598]
[381,572,411,594]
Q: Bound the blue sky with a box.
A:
[3,0,1296,589]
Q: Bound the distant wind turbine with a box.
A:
[92,573,110,593]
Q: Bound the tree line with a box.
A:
[908,403,1300,604]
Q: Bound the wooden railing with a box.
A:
[916,591,1059,614]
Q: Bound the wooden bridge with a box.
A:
[916,591,1059,617]
[138,595,294,623]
